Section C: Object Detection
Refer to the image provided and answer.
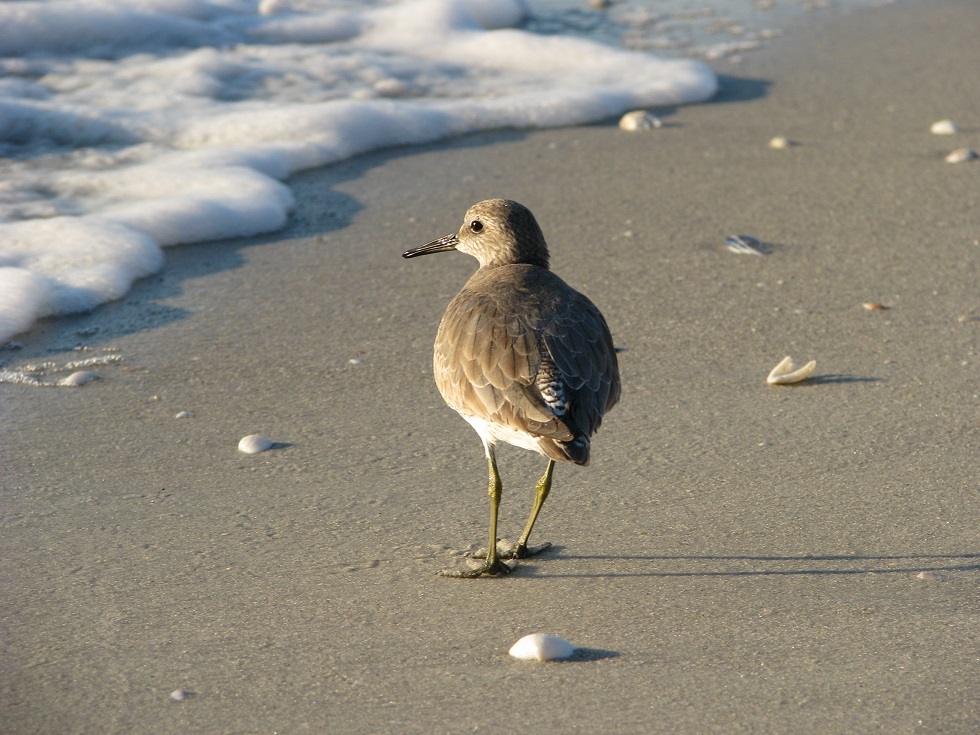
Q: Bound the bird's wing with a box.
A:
[435,286,619,444]
[540,291,620,437]
[434,292,573,441]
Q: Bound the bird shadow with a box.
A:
[534,552,980,579]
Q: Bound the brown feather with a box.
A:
[434,261,618,465]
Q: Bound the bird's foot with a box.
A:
[500,541,552,560]
[467,538,552,561]
[438,557,516,578]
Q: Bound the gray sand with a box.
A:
[2,1,978,733]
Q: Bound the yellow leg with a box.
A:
[439,444,512,578]
[506,459,556,559]
[484,449,502,563]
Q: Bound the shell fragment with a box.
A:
[238,434,273,454]
[945,148,977,163]
[724,234,766,255]
[509,633,576,661]
[618,110,662,131]
[767,356,816,385]
[59,371,100,387]
[929,119,958,135]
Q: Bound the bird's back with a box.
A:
[434,264,620,465]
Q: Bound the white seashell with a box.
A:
[618,110,662,131]
[59,370,100,387]
[509,633,576,662]
[724,234,766,255]
[766,356,816,385]
[929,119,958,135]
[944,148,977,163]
[174,411,192,419]
[373,78,408,97]
[768,135,792,149]
[257,0,289,15]
[170,688,191,701]
[916,571,948,581]
[238,434,273,454]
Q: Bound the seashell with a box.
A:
[258,0,288,15]
[915,571,948,581]
[766,356,816,385]
[618,110,662,131]
[373,78,408,97]
[945,148,977,163]
[861,302,889,311]
[238,434,273,454]
[724,234,765,255]
[509,633,576,661]
[768,135,792,149]
[929,119,958,135]
[174,411,192,419]
[59,370,100,387]
[170,688,191,701]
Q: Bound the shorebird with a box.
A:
[403,199,620,578]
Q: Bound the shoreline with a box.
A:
[2,1,978,733]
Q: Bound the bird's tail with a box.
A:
[558,435,590,466]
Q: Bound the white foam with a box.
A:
[0,0,718,345]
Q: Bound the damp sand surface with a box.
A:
[2,2,978,733]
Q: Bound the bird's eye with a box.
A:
[469,220,483,233]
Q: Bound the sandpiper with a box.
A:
[403,199,620,578]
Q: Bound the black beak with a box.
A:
[403,233,459,258]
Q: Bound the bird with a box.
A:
[403,198,620,578]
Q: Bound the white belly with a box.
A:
[461,415,547,456]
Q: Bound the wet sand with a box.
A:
[2,1,978,733]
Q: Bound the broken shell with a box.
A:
[767,356,816,385]
[175,411,192,418]
[59,370,100,387]
[929,119,958,135]
[618,110,662,131]
[238,434,273,454]
[915,571,949,581]
[509,633,576,661]
[768,135,792,149]
[945,148,977,163]
[724,234,765,255]
[861,302,890,311]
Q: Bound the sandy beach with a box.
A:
[2,1,978,733]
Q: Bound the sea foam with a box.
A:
[0,0,717,345]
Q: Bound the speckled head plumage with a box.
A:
[403,198,550,269]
